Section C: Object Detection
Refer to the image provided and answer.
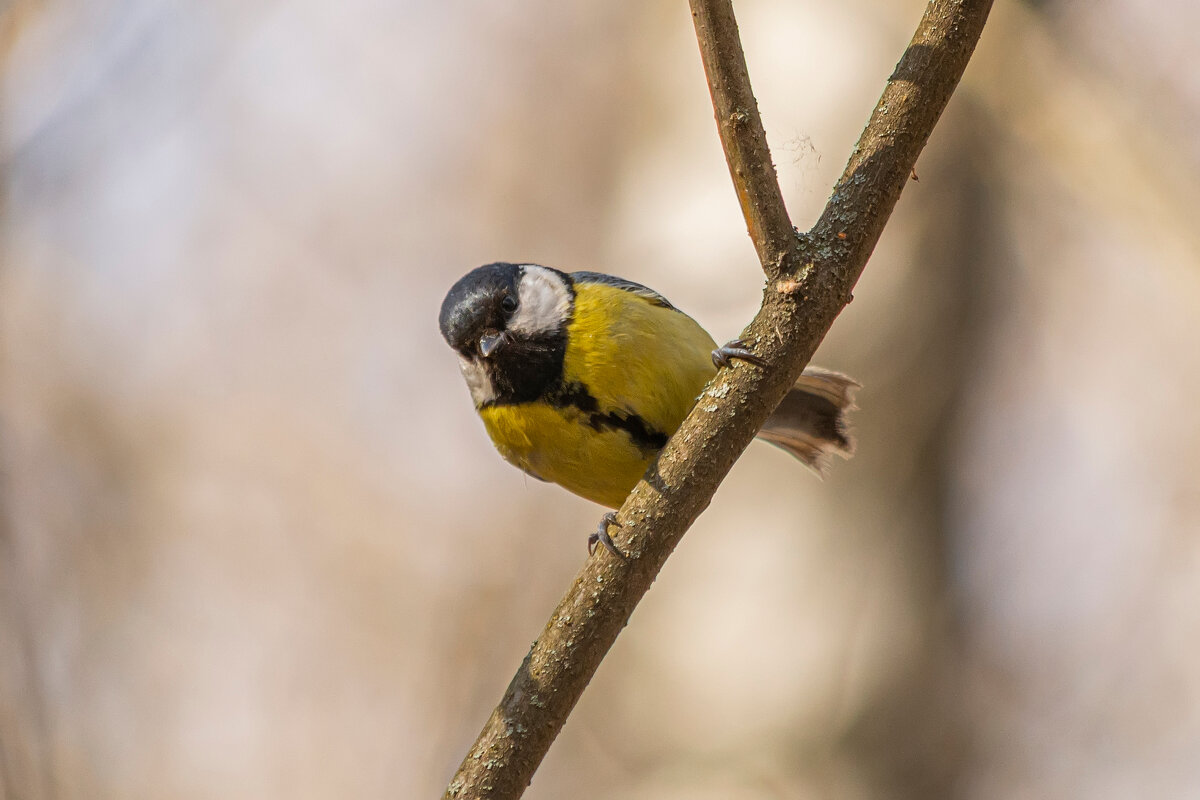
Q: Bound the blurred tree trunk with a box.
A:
[835,99,1006,799]
[2,6,55,798]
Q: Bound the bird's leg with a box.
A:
[588,512,625,559]
[712,339,766,369]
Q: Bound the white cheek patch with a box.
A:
[458,355,496,406]
[510,265,572,336]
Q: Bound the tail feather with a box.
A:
[757,367,859,476]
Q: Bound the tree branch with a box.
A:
[690,1,793,268]
[443,1,993,798]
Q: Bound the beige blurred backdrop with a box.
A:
[3,1,1199,798]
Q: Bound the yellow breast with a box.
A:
[480,403,656,508]
[479,281,718,508]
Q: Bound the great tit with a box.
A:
[439,262,857,553]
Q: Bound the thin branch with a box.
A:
[443,1,993,798]
[690,1,793,268]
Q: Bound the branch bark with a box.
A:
[443,1,993,797]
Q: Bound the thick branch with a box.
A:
[444,2,993,798]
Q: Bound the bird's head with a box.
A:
[439,262,573,405]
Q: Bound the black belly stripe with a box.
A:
[482,380,671,453]
[548,381,670,453]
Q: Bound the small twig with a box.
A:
[443,2,993,798]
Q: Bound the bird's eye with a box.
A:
[500,294,518,314]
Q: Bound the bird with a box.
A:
[438,262,858,555]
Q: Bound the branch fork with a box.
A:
[445,1,993,797]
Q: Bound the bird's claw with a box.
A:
[588,512,625,559]
[712,339,765,369]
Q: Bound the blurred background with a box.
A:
[3,0,1199,798]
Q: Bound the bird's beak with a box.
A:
[479,331,507,358]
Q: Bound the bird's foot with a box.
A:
[712,339,765,370]
[588,512,625,559]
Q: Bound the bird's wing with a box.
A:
[569,271,677,310]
